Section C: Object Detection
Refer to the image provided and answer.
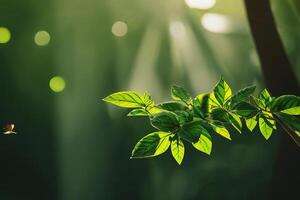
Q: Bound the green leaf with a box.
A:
[193,93,210,118]
[131,132,171,158]
[228,113,242,133]
[213,77,232,105]
[171,138,185,165]
[229,86,256,107]
[192,133,212,155]
[259,89,272,108]
[147,106,164,115]
[171,85,192,103]
[103,91,145,108]
[142,92,154,107]
[277,113,300,131]
[157,101,188,112]
[175,111,193,125]
[178,121,209,143]
[151,111,180,131]
[246,116,257,132]
[210,123,231,140]
[127,109,149,117]
[271,95,300,115]
[232,101,258,118]
[210,108,229,123]
[259,116,274,140]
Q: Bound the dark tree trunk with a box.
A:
[244,0,300,198]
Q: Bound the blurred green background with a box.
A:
[0,0,299,199]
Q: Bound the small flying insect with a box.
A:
[3,123,17,135]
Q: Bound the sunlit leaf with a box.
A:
[143,92,154,107]
[193,93,210,118]
[131,132,171,158]
[171,138,185,165]
[192,133,212,155]
[171,85,192,103]
[229,86,256,107]
[228,113,242,133]
[246,116,257,132]
[259,89,272,108]
[210,108,228,123]
[259,116,273,140]
[147,106,164,115]
[175,111,193,125]
[271,95,300,115]
[157,101,188,112]
[211,123,231,140]
[213,77,232,105]
[232,101,258,118]
[103,91,145,108]
[178,121,208,143]
[151,111,179,131]
[127,109,149,117]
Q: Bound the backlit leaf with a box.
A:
[259,116,273,140]
[131,132,171,158]
[246,116,257,132]
[271,95,300,115]
[232,101,258,118]
[192,133,212,155]
[229,86,256,107]
[151,111,179,131]
[211,123,231,140]
[228,113,242,133]
[178,121,209,143]
[171,138,185,165]
[103,91,145,108]
[171,85,192,103]
[213,77,232,105]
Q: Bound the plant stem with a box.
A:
[274,114,300,148]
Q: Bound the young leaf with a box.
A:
[147,106,164,115]
[213,77,232,105]
[131,132,171,158]
[192,133,212,155]
[171,85,192,103]
[246,116,257,132]
[143,92,154,107]
[271,95,300,115]
[103,91,145,108]
[178,121,208,143]
[193,93,210,118]
[151,111,179,131]
[259,89,272,108]
[127,109,149,117]
[232,101,258,118]
[157,101,188,112]
[229,86,256,107]
[228,113,242,133]
[210,123,231,140]
[259,116,273,140]
[171,138,185,165]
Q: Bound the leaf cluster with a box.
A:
[103,77,300,165]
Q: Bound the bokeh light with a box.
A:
[185,0,216,10]
[49,76,66,93]
[34,30,51,46]
[0,27,11,43]
[201,13,232,33]
[111,21,128,37]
